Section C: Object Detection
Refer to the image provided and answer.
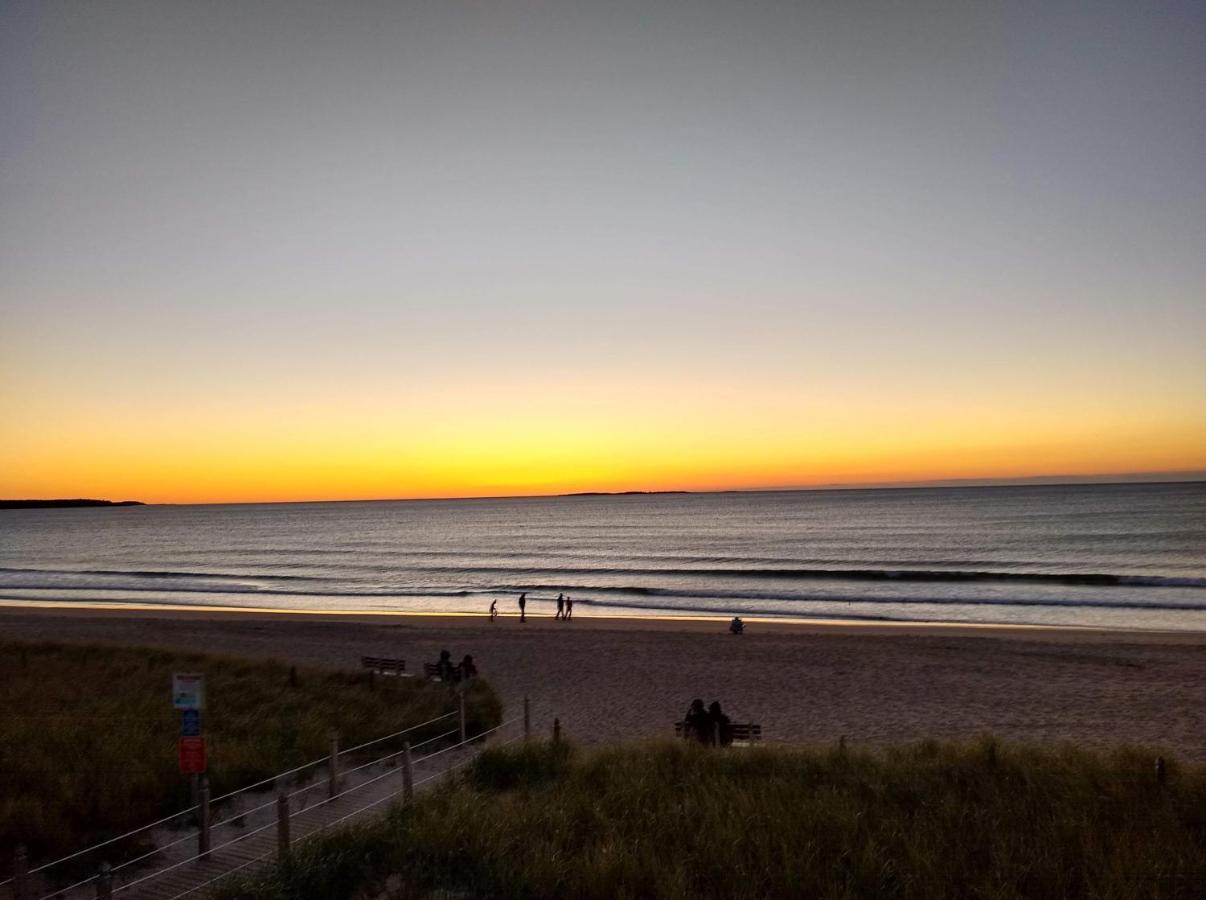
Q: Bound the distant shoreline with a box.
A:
[11,477,1199,509]
[0,499,145,509]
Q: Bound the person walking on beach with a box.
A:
[556,593,565,619]
[489,599,497,621]
[565,595,574,620]
[518,592,527,622]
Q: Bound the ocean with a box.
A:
[1,482,1204,630]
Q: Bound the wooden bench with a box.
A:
[674,721,762,746]
[361,656,407,676]
[423,662,463,683]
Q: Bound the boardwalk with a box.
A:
[7,714,524,900]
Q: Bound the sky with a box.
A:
[1,0,1204,503]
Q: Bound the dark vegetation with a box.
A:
[0,641,501,871]
[216,737,1206,899]
[0,499,144,508]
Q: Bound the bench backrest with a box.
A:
[361,656,406,672]
[424,662,463,681]
[673,721,762,743]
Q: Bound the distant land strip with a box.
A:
[0,499,145,509]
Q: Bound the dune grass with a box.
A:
[215,737,1206,899]
[0,640,502,871]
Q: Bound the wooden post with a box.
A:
[458,692,467,744]
[523,695,531,740]
[189,772,199,811]
[198,775,211,858]
[1156,755,1167,785]
[276,789,291,863]
[95,863,112,900]
[328,731,340,798]
[402,741,414,804]
[12,843,28,900]
[553,717,561,743]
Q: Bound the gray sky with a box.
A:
[2,0,1204,500]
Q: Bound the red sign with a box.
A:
[179,736,206,774]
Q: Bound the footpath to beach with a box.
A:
[4,606,1206,761]
[4,710,525,900]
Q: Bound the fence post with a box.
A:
[95,863,112,900]
[198,774,211,859]
[458,692,467,744]
[553,717,561,743]
[523,695,531,740]
[328,731,340,798]
[402,741,414,804]
[276,788,291,864]
[12,843,27,900]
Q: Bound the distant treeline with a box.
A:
[0,499,145,509]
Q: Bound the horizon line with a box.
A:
[10,469,1205,508]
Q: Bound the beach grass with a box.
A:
[0,640,502,869]
[215,737,1206,899]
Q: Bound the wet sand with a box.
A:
[3,605,1205,759]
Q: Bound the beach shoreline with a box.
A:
[3,604,1206,760]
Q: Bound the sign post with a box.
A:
[173,673,207,777]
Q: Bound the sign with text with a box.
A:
[172,673,205,710]
[180,709,202,737]
[178,736,206,774]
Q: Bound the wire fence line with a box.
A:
[96,714,525,900]
[154,716,525,900]
[3,704,497,898]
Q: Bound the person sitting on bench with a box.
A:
[708,701,732,747]
[460,653,478,680]
[684,698,711,744]
[437,649,457,682]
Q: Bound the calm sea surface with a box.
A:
[1,483,1204,630]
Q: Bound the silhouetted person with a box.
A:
[437,649,456,682]
[518,592,527,622]
[708,701,732,747]
[489,599,497,621]
[565,595,574,620]
[684,698,710,744]
[729,616,744,635]
[556,593,565,619]
[461,654,478,679]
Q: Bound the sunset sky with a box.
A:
[2,1,1204,503]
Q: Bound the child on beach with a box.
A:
[565,595,573,619]
[489,599,497,621]
[518,592,527,622]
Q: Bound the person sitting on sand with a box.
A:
[684,698,710,744]
[437,648,457,682]
[729,616,744,635]
[461,654,478,679]
[708,701,732,747]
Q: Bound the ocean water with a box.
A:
[1,483,1204,630]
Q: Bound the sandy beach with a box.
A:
[2,605,1205,760]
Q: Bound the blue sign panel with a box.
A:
[181,708,202,737]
